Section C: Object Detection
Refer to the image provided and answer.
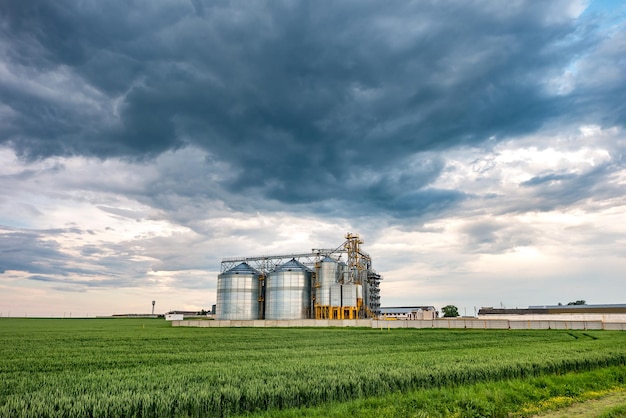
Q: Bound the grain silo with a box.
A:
[215,262,261,320]
[265,259,312,320]
[315,256,343,307]
[218,233,382,320]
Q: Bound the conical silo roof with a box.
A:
[224,262,260,275]
[275,258,312,272]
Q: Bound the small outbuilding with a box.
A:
[380,306,437,320]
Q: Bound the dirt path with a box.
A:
[531,391,626,417]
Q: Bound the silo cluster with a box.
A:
[215,233,382,320]
[314,257,363,320]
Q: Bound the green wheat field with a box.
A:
[1,318,626,417]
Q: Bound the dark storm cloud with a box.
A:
[521,172,578,187]
[572,26,626,127]
[0,227,159,287]
[27,274,130,289]
[1,1,623,215]
[0,229,80,275]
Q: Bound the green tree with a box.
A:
[441,305,459,317]
[567,300,586,305]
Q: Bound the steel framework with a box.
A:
[219,233,382,318]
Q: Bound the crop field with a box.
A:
[1,318,626,417]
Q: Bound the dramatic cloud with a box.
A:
[1,0,625,316]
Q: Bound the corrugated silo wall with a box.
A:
[265,260,311,320]
[216,263,260,320]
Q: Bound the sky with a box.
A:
[1,0,625,317]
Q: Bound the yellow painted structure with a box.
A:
[219,232,381,321]
[315,298,365,319]
[313,233,373,319]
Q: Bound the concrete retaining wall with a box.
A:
[172,318,626,330]
[479,313,626,322]
[172,319,372,328]
[604,322,626,331]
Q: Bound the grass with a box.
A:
[0,318,625,417]
[248,367,626,417]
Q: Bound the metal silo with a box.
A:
[216,262,261,320]
[330,284,343,307]
[316,257,342,306]
[342,284,358,307]
[265,259,312,320]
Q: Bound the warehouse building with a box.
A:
[216,233,382,320]
[478,304,626,322]
[380,306,438,320]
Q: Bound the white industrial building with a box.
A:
[478,304,626,322]
[379,306,437,320]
